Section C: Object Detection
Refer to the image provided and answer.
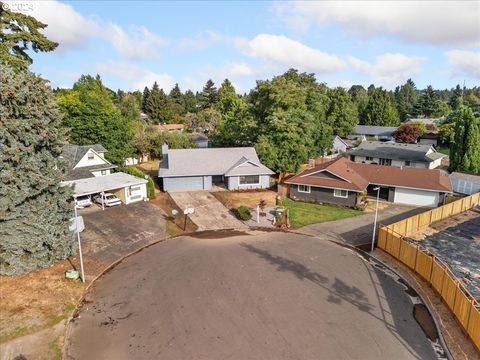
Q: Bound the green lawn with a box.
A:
[282,199,364,228]
[436,146,450,156]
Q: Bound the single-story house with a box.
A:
[158,145,274,192]
[450,172,480,195]
[348,125,398,142]
[331,135,349,154]
[418,129,439,146]
[190,133,209,148]
[347,141,446,169]
[63,172,148,205]
[285,157,452,207]
[60,144,148,204]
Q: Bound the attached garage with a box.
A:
[163,176,211,192]
[393,187,439,207]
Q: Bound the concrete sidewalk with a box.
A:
[298,204,427,247]
[169,191,247,231]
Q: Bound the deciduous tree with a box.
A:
[394,123,422,143]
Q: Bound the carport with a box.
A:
[62,172,148,205]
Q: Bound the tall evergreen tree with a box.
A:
[363,88,400,126]
[416,85,439,117]
[448,85,463,111]
[169,83,182,103]
[183,90,198,113]
[449,107,480,173]
[395,79,418,121]
[0,64,74,275]
[146,82,168,123]
[348,85,368,124]
[198,79,218,109]
[0,4,58,70]
[141,86,150,114]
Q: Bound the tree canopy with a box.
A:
[0,4,58,70]
[56,75,135,164]
[0,64,74,275]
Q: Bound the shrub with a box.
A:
[118,166,156,199]
[235,206,252,221]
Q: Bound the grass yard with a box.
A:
[282,199,364,228]
[436,146,450,156]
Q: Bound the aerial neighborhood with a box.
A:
[1,1,479,359]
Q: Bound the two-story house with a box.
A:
[61,144,148,205]
[347,141,446,169]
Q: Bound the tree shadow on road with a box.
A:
[240,243,373,313]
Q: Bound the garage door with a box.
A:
[164,176,205,192]
[393,187,439,207]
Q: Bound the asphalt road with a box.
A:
[65,231,439,360]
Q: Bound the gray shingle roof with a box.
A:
[159,147,274,177]
[61,144,114,181]
[450,172,480,182]
[348,141,446,163]
[354,125,398,136]
[61,144,107,168]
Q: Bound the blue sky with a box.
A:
[9,0,480,93]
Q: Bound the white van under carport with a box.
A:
[62,172,148,205]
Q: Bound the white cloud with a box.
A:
[177,31,225,51]
[236,34,347,73]
[445,50,480,79]
[95,62,175,91]
[348,53,425,84]
[274,1,480,46]
[10,0,166,59]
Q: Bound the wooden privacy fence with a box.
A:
[377,192,480,350]
[388,192,480,237]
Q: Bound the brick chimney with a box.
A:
[162,143,169,169]
[308,158,315,169]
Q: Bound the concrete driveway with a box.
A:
[299,204,428,247]
[79,201,167,266]
[65,231,440,360]
[169,191,246,231]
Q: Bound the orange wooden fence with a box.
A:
[377,192,480,350]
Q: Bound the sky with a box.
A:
[7,0,480,93]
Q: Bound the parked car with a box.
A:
[93,193,122,207]
[75,195,92,208]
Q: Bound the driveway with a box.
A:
[65,231,440,359]
[299,204,428,247]
[79,201,167,266]
[169,191,246,231]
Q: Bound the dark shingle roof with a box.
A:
[354,125,398,136]
[348,141,445,163]
[61,144,114,181]
[61,144,107,168]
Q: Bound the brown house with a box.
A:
[285,157,451,208]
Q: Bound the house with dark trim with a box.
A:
[347,141,446,169]
[285,157,451,207]
[158,145,274,192]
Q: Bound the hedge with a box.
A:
[118,166,156,199]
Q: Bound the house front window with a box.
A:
[334,189,348,198]
[379,158,392,166]
[239,175,260,185]
[87,153,94,160]
[101,170,107,176]
[298,185,311,193]
[366,156,374,161]
[404,161,411,167]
